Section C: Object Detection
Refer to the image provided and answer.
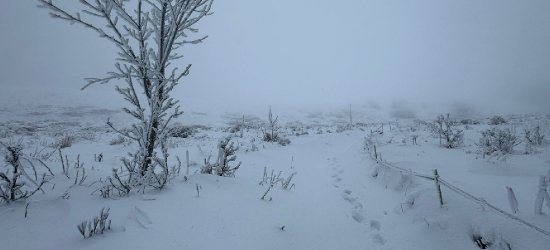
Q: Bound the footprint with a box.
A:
[352,202,363,210]
[343,189,352,195]
[342,194,357,203]
[351,210,365,223]
[334,177,342,182]
[369,219,381,231]
[332,174,339,178]
[338,170,344,173]
[333,184,339,188]
[372,234,386,245]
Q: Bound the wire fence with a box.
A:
[364,141,550,239]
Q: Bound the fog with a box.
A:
[1,0,549,117]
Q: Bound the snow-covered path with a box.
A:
[1,130,487,250]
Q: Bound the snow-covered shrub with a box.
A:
[476,128,520,160]
[246,139,259,153]
[0,140,47,203]
[488,116,507,125]
[524,125,545,146]
[470,225,513,250]
[336,124,353,133]
[259,167,297,200]
[54,133,76,149]
[77,207,111,239]
[524,144,540,155]
[109,135,131,146]
[277,137,291,146]
[94,153,103,162]
[169,125,197,138]
[79,132,99,142]
[201,137,241,177]
[434,114,464,148]
[263,106,280,142]
[106,137,181,195]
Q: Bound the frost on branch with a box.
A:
[0,140,48,203]
[37,0,214,182]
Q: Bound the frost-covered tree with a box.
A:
[263,106,279,142]
[434,114,464,149]
[37,0,214,176]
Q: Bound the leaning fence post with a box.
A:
[433,169,444,206]
[506,186,519,213]
[374,145,378,160]
[535,175,550,214]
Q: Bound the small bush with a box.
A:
[54,133,76,149]
[434,114,464,148]
[109,135,127,145]
[202,137,241,177]
[77,207,111,239]
[524,125,545,146]
[79,132,99,142]
[168,125,207,138]
[277,137,291,146]
[263,106,280,142]
[488,116,507,125]
[0,140,47,203]
[477,128,520,160]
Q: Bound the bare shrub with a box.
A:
[434,114,464,148]
[54,133,76,149]
[259,167,297,200]
[488,116,507,125]
[477,128,520,161]
[0,140,47,203]
[109,135,132,146]
[278,137,291,146]
[201,137,241,177]
[79,132,99,142]
[77,207,111,239]
[169,126,197,138]
[524,125,545,146]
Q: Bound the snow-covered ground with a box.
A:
[1,104,550,250]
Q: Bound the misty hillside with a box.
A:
[1,1,550,250]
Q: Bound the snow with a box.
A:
[1,104,550,250]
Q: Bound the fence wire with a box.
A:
[365,142,550,239]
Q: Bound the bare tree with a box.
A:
[37,0,214,177]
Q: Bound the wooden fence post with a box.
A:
[506,186,519,213]
[434,169,444,206]
[535,175,550,214]
[186,150,190,175]
[374,145,378,160]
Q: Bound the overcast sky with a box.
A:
[1,0,549,115]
